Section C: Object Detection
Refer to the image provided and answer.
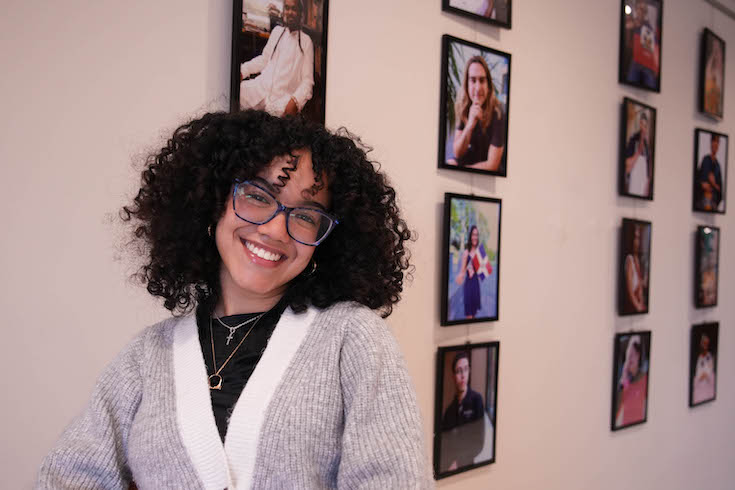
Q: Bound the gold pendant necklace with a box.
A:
[208,312,264,390]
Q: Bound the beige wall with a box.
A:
[1,0,734,488]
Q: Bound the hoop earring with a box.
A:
[304,260,317,277]
[208,224,215,238]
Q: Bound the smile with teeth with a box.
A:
[244,240,283,262]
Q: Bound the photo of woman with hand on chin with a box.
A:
[36,110,431,489]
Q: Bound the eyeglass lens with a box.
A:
[234,182,334,245]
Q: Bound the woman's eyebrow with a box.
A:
[252,177,327,210]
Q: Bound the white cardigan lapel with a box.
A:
[173,315,232,489]
[225,306,317,489]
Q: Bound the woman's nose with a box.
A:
[256,210,290,242]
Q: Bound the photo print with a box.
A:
[439,35,511,177]
[619,0,663,92]
[441,193,501,326]
[618,218,652,316]
[695,225,720,308]
[620,97,656,200]
[693,129,728,213]
[230,0,328,122]
[442,0,511,28]
[434,342,499,479]
[690,322,718,406]
[611,331,651,430]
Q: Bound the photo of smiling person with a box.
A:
[439,35,511,176]
[36,110,430,489]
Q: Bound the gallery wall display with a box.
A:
[441,0,511,29]
[695,225,720,308]
[693,128,728,214]
[619,97,656,200]
[611,331,651,431]
[699,28,726,119]
[438,35,511,177]
[230,0,329,123]
[434,342,499,479]
[618,0,663,92]
[689,322,718,407]
[441,193,502,326]
[618,218,652,316]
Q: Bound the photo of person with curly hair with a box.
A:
[36,110,431,489]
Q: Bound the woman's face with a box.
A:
[471,228,479,247]
[215,148,330,306]
[453,357,470,394]
[467,62,489,106]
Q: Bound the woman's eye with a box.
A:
[244,192,271,204]
[293,211,317,226]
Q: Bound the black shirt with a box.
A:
[196,299,287,441]
[441,388,485,431]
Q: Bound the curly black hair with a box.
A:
[121,110,412,317]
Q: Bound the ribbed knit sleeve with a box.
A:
[35,329,146,489]
[337,308,433,489]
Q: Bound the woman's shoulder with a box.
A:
[121,314,193,359]
[311,302,398,349]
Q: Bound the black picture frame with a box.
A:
[689,322,718,407]
[618,218,652,316]
[229,0,329,123]
[441,193,502,326]
[698,28,726,119]
[438,35,511,177]
[618,0,663,92]
[619,97,656,200]
[441,0,511,29]
[434,342,499,479]
[611,331,651,431]
[693,128,728,214]
[695,225,720,308]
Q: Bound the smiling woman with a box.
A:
[36,110,431,489]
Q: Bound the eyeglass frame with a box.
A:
[231,180,339,246]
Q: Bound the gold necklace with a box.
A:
[208,312,264,390]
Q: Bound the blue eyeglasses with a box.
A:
[232,181,339,246]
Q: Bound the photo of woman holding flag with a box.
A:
[442,193,502,325]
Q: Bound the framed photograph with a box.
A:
[441,0,511,29]
[434,342,499,479]
[618,0,663,92]
[618,219,652,316]
[699,28,726,119]
[690,322,718,406]
[619,97,656,200]
[438,35,511,177]
[229,0,329,122]
[693,129,728,213]
[441,193,501,326]
[695,225,720,308]
[611,331,651,430]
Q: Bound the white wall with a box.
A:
[1,0,733,488]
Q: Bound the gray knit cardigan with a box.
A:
[36,302,433,489]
